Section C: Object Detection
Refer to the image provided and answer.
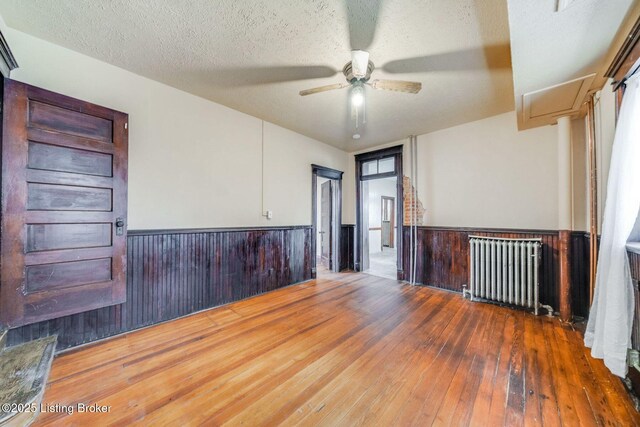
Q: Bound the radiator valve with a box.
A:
[462,285,472,300]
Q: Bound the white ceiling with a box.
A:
[507,0,637,129]
[0,0,515,151]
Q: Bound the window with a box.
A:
[362,160,378,176]
[378,157,394,174]
[361,157,395,177]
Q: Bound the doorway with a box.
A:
[312,165,343,277]
[355,146,403,280]
[362,177,398,279]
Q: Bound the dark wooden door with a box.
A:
[320,180,332,269]
[0,79,128,328]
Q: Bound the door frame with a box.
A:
[381,195,395,250]
[355,145,403,279]
[311,164,343,277]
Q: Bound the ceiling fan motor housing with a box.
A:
[343,60,375,83]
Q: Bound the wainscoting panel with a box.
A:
[7,226,313,350]
[570,232,592,319]
[340,225,355,271]
[402,226,596,317]
[403,227,568,310]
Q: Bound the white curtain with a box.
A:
[585,74,640,378]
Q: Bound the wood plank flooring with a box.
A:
[33,271,639,426]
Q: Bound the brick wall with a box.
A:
[403,176,425,225]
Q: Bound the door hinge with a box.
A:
[124,122,128,130]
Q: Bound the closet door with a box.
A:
[0,79,128,327]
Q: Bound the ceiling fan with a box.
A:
[212,1,511,138]
[298,50,422,98]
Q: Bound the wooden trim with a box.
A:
[355,146,403,278]
[311,164,343,180]
[360,171,397,181]
[606,15,640,82]
[0,29,18,78]
[413,225,561,235]
[354,144,403,161]
[586,95,599,304]
[559,230,572,322]
[128,225,311,236]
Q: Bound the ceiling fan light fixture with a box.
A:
[351,50,370,79]
[351,84,365,107]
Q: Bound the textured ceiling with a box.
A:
[0,0,514,151]
[507,0,637,129]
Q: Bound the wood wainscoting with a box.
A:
[7,226,313,350]
[339,225,355,271]
[401,226,593,318]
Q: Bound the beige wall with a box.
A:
[2,16,605,233]
[3,26,348,229]
[345,112,573,230]
[415,112,560,229]
[571,117,588,232]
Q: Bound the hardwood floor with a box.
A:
[33,271,639,426]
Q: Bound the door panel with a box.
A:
[28,100,113,142]
[28,141,113,177]
[25,258,112,293]
[0,79,128,327]
[27,183,113,211]
[26,223,112,252]
[320,180,332,269]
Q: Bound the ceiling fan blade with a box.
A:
[369,79,422,94]
[210,65,338,86]
[346,0,382,51]
[381,44,512,74]
[299,83,350,96]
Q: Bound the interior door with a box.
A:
[381,196,395,249]
[320,180,332,269]
[0,79,128,328]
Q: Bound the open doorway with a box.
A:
[362,178,398,279]
[312,165,343,277]
[355,146,403,280]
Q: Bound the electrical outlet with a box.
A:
[266,210,273,220]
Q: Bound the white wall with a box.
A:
[3,25,348,229]
[345,112,565,230]
[366,177,397,254]
[415,111,561,229]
